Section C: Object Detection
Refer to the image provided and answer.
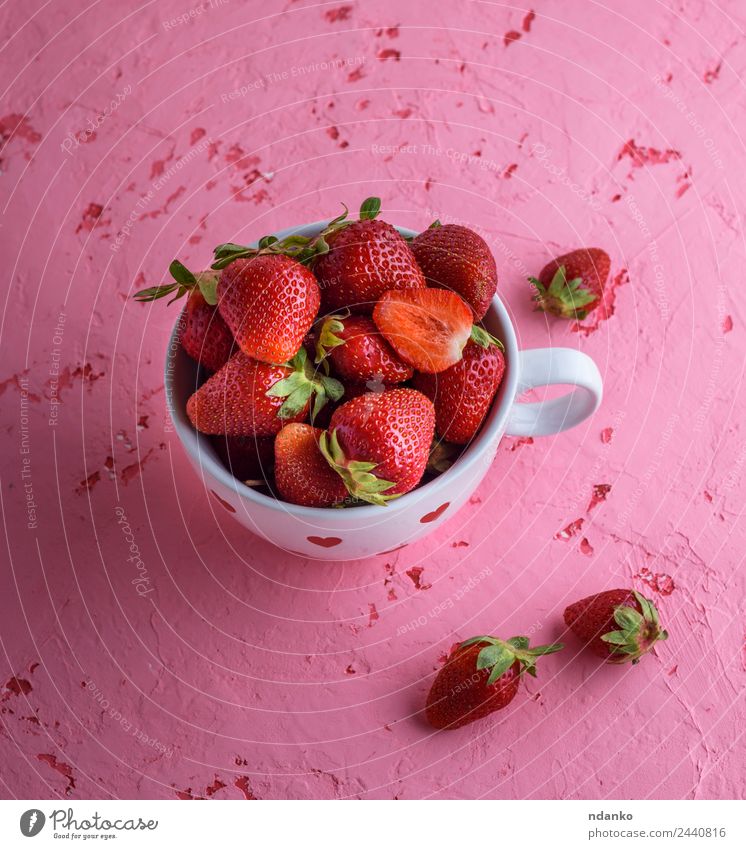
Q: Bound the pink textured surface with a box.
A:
[1,0,744,800]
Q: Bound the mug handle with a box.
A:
[505,348,603,437]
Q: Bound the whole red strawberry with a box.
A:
[187,349,342,437]
[133,262,233,371]
[315,219,425,313]
[180,289,234,372]
[411,223,498,320]
[563,588,668,664]
[426,635,563,730]
[315,314,413,384]
[218,254,320,364]
[274,424,348,507]
[320,388,435,504]
[529,248,610,319]
[414,331,505,444]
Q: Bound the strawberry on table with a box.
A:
[411,222,498,320]
[315,313,413,384]
[274,423,348,507]
[187,349,342,437]
[426,635,564,730]
[563,588,668,664]
[529,248,610,319]
[414,331,505,444]
[372,288,474,373]
[133,261,233,372]
[320,387,435,504]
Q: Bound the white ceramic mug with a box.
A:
[165,223,603,560]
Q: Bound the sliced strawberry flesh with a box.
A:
[372,289,472,373]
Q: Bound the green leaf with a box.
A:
[507,636,529,651]
[600,630,631,645]
[258,235,279,249]
[614,605,643,631]
[196,272,219,306]
[470,324,505,351]
[169,259,197,286]
[132,283,180,302]
[428,219,441,229]
[320,375,344,401]
[277,385,313,418]
[359,197,381,220]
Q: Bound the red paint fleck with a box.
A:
[617,139,681,168]
[368,603,379,627]
[588,484,611,511]
[211,490,236,513]
[394,107,412,119]
[522,10,536,31]
[0,113,42,151]
[37,753,76,793]
[235,776,257,799]
[348,67,365,82]
[611,193,622,202]
[356,98,370,111]
[600,427,614,444]
[345,664,356,675]
[4,677,32,697]
[405,566,431,590]
[75,202,105,234]
[572,269,629,335]
[703,490,713,502]
[667,665,678,676]
[205,777,226,797]
[579,537,594,556]
[635,567,675,595]
[120,449,154,484]
[190,127,206,145]
[387,588,397,601]
[76,471,100,494]
[175,787,200,800]
[0,370,40,401]
[307,535,342,548]
[722,315,733,333]
[506,435,534,451]
[420,502,449,523]
[378,49,401,61]
[502,162,518,179]
[703,62,721,84]
[324,5,352,22]
[150,149,175,179]
[504,30,522,46]
[452,540,469,548]
[675,181,691,199]
[386,26,400,37]
[554,518,584,540]
[327,126,340,141]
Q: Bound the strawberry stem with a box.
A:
[460,635,564,684]
[319,429,398,506]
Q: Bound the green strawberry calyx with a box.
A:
[529,265,598,320]
[459,635,564,685]
[314,312,349,364]
[318,429,398,507]
[132,260,218,306]
[211,197,382,270]
[470,324,505,351]
[266,348,344,421]
[601,591,668,664]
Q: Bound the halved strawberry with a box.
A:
[411,223,498,320]
[218,254,320,364]
[320,388,435,504]
[187,349,342,436]
[315,314,413,384]
[372,289,473,373]
[275,424,348,507]
[414,333,505,444]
